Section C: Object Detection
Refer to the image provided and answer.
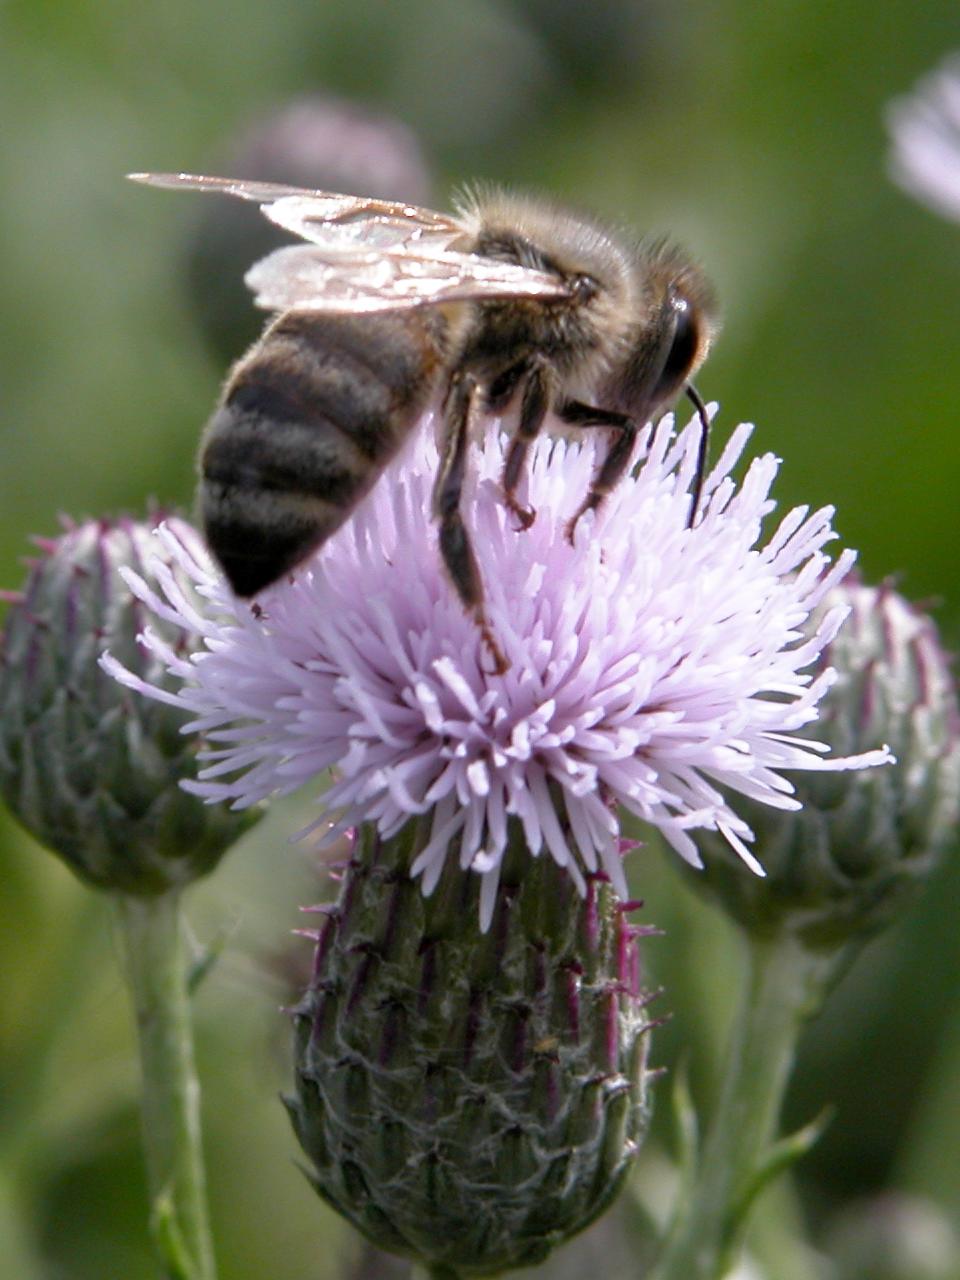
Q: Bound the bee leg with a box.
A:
[500,359,552,532]
[433,373,508,674]
[558,400,637,544]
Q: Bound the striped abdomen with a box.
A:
[199,309,449,596]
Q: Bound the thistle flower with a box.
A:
[887,53,960,222]
[102,409,889,925]
[101,411,893,1272]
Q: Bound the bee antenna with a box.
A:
[684,383,710,528]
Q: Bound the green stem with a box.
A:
[0,1165,47,1280]
[653,931,838,1280]
[114,891,217,1280]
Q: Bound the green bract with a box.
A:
[0,515,259,894]
[288,822,653,1276]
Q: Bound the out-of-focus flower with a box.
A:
[103,410,889,927]
[184,95,433,362]
[216,95,433,206]
[0,514,259,895]
[827,1193,960,1280]
[687,580,959,948]
[887,54,960,222]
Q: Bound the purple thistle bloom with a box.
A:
[887,53,960,222]
[102,409,890,929]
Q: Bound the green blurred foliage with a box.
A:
[1,0,958,1277]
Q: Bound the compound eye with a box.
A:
[570,274,599,304]
[655,298,699,396]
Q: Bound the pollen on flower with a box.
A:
[101,408,891,929]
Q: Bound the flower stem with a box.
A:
[653,931,839,1280]
[114,890,217,1280]
[0,1166,47,1280]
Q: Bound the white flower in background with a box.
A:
[103,409,890,929]
[887,53,960,221]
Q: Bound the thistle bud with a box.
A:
[0,515,258,894]
[287,823,654,1276]
[689,581,960,948]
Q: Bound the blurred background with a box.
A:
[1,0,958,1277]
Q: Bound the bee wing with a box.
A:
[128,172,351,203]
[244,244,569,313]
[128,171,465,254]
[129,171,570,308]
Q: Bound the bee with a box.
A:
[131,173,718,670]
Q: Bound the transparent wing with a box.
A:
[245,245,569,313]
[129,171,570,311]
[130,171,463,253]
[129,172,353,204]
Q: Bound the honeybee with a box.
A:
[132,173,718,670]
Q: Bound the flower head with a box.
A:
[104,410,889,926]
[887,53,960,223]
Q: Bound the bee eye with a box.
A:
[656,298,699,394]
[571,274,599,303]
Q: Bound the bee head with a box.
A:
[598,244,718,419]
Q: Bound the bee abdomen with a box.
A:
[199,311,446,597]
